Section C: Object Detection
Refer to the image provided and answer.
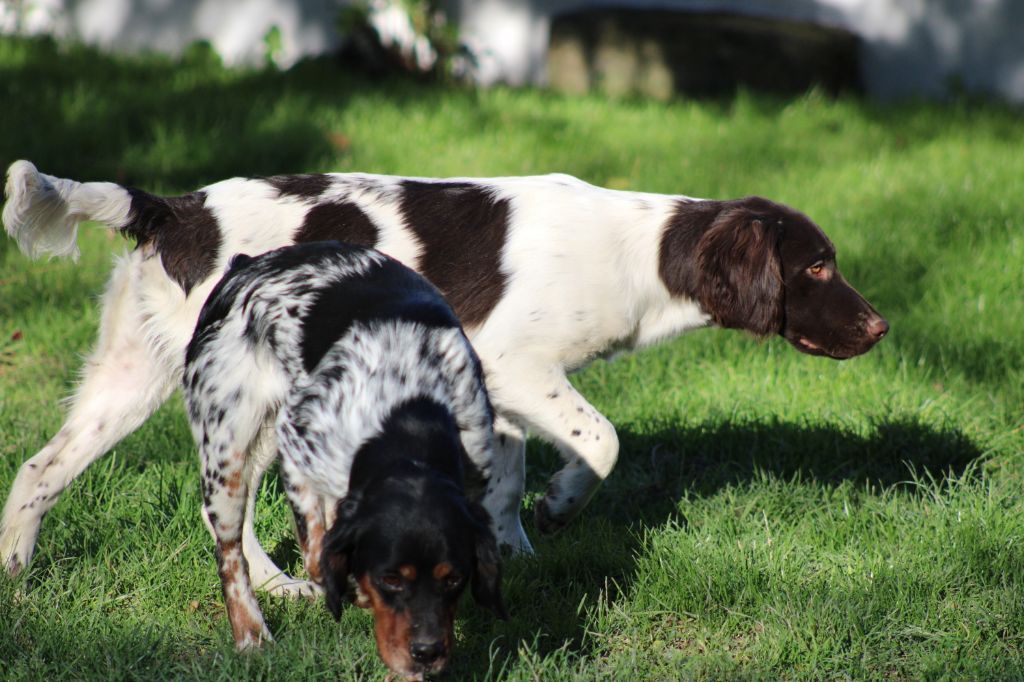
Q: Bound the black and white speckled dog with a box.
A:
[185,241,505,678]
[1,160,888,588]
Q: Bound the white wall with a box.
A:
[3,0,1024,102]
[447,0,1024,102]
[0,0,342,68]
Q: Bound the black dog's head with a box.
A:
[660,196,888,359]
[320,458,505,680]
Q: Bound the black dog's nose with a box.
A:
[866,315,889,340]
[410,639,445,665]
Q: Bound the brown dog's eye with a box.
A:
[808,262,826,277]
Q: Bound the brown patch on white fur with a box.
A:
[216,540,269,648]
[301,517,325,584]
[224,467,243,495]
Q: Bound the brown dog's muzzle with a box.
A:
[784,273,889,360]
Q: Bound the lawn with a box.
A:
[1,36,1022,680]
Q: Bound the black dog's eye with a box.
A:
[378,574,405,593]
[808,262,826,277]
[443,574,463,591]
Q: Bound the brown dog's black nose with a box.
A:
[866,315,889,340]
[410,639,445,665]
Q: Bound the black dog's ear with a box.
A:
[696,208,783,337]
[468,502,508,620]
[320,493,364,621]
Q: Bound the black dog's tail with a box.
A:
[3,159,176,260]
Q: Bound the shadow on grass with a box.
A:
[441,415,984,677]
[612,414,983,504]
[1,41,319,188]
[0,413,986,679]
[0,36,475,191]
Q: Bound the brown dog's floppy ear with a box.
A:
[468,502,508,620]
[696,208,783,337]
[320,493,364,620]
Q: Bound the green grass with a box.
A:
[1,36,1023,680]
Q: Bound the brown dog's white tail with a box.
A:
[3,160,132,260]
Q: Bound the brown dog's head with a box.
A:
[320,477,506,680]
[660,196,888,359]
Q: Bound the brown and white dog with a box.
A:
[1,160,887,593]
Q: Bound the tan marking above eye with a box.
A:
[434,563,462,591]
[398,564,417,581]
